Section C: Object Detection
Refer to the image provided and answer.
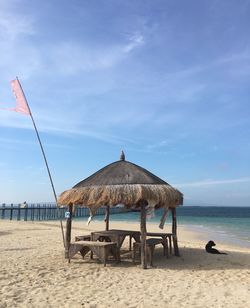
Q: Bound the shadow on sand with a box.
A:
[146,246,250,270]
[70,246,250,270]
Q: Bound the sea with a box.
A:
[87,206,250,249]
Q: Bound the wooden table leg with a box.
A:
[162,238,169,258]
[173,235,180,256]
[129,235,132,251]
[104,247,107,267]
[168,235,172,255]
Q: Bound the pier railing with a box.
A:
[0,203,128,221]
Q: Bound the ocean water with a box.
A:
[88,206,250,249]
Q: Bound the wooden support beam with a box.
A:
[171,207,180,256]
[65,204,73,260]
[140,201,147,269]
[171,207,176,234]
[105,205,110,231]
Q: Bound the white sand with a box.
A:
[0,219,249,308]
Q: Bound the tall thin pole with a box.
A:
[17,77,65,247]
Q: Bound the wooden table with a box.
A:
[91,229,141,261]
[146,232,179,256]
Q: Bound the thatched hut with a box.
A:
[58,152,183,268]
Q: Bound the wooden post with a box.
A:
[171,207,176,234]
[140,201,147,269]
[24,206,28,221]
[1,203,5,219]
[105,205,110,231]
[31,205,34,221]
[43,205,46,220]
[171,208,180,256]
[36,205,38,220]
[10,204,13,220]
[65,205,73,260]
[17,204,21,221]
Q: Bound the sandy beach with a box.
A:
[0,219,249,308]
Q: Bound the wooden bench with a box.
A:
[68,240,118,267]
[146,232,173,256]
[132,238,168,266]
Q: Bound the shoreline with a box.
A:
[0,219,249,307]
[72,219,250,252]
[177,222,250,250]
[75,215,250,250]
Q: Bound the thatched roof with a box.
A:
[74,158,168,187]
[58,152,183,210]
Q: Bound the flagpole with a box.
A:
[16,77,65,247]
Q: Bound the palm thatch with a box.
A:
[58,152,183,210]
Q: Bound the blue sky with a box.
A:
[0,0,249,206]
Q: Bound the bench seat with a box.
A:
[68,240,118,266]
[133,238,168,266]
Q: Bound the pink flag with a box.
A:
[10,78,31,115]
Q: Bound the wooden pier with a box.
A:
[0,203,127,221]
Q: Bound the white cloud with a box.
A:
[0,2,39,81]
[0,1,145,79]
[0,10,147,137]
[50,33,144,74]
[123,32,144,53]
[225,192,250,198]
[0,136,75,150]
[174,177,250,188]
[0,1,34,40]
[147,140,170,150]
[164,50,250,82]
